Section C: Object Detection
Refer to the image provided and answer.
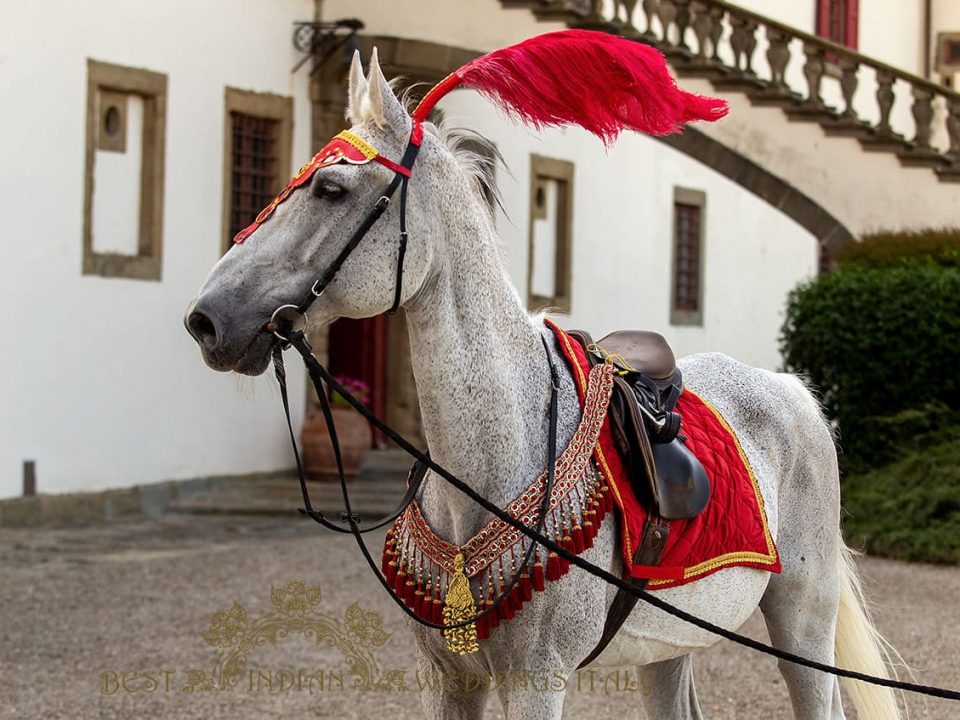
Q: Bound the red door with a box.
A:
[327,315,388,447]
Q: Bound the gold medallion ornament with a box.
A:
[442,553,479,655]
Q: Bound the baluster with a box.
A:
[909,86,935,151]
[675,0,692,54]
[584,0,605,24]
[800,43,826,109]
[765,28,792,92]
[690,2,711,60]
[838,57,860,118]
[947,100,960,164]
[875,70,896,137]
[656,0,677,46]
[743,20,758,75]
[708,7,724,63]
[621,0,640,36]
[729,16,758,76]
[641,0,659,42]
[572,0,615,31]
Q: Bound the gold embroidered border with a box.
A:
[553,326,634,559]
[647,390,778,586]
[335,130,378,160]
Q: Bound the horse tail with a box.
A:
[835,539,904,720]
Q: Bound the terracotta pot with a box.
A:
[301,406,372,479]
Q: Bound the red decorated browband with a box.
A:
[233,130,414,244]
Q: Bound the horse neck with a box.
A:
[403,200,571,544]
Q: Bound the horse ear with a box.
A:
[346,50,367,125]
[364,47,408,132]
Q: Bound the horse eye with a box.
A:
[314,181,347,201]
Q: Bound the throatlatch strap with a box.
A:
[388,177,410,315]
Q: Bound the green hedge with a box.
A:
[842,429,960,563]
[838,227,960,269]
[780,264,960,470]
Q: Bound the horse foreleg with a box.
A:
[637,655,704,720]
[415,653,490,720]
[496,682,566,720]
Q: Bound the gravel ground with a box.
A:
[1,513,957,719]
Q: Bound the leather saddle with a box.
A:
[567,329,710,521]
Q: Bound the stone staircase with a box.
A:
[500,0,960,246]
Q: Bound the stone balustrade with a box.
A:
[502,0,960,180]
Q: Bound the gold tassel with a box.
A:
[442,552,479,655]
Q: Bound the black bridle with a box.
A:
[259,125,960,702]
[266,125,562,632]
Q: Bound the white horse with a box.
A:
[185,48,901,720]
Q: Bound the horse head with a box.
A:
[184,49,457,374]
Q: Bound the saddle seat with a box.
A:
[593,329,678,384]
[567,329,711,522]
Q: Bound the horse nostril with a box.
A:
[187,310,218,347]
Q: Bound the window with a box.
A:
[222,88,293,253]
[670,188,706,327]
[528,155,573,312]
[816,0,858,50]
[83,60,167,280]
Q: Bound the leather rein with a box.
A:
[256,126,960,701]
[265,123,562,634]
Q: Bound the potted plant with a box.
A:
[301,376,372,479]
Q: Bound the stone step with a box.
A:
[168,449,411,517]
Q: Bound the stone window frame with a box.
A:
[83,59,167,280]
[670,187,707,327]
[527,154,574,313]
[221,88,294,254]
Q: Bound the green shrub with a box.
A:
[780,265,960,470]
[838,227,960,269]
[842,429,960,563]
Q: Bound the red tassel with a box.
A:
[582,520,595,551]
[546,552,562,581]
[412,30,728,142]
[486,598,500,630]
[404,580,416,607]
[384,560,398,586]
[571,524,585,554]
[476,612,490,640]
[509,581,524,614]
[519,572,533,602]
[533,560,546,591]
[498,596,515,622]
[413,588,425,617]
[432,597,444,625]
[393,568,407,597]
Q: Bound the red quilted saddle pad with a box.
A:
[547,320,780,589]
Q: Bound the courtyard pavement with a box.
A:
[1,476,958,719]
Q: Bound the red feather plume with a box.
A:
[413,30,727,143]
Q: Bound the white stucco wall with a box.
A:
[0,0,312,499]
[437,91,820,371]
